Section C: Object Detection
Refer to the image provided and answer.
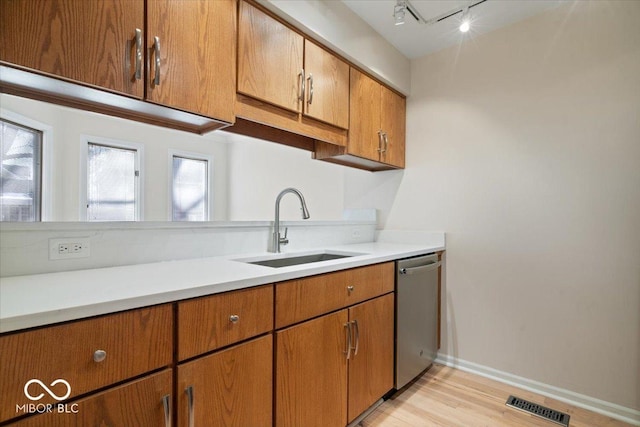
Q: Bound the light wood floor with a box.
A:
[361,364,635,427]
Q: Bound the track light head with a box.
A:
[394,1,406,26]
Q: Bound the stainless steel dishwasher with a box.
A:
[396,253,440,389]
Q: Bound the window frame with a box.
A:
[168,149,213,221]
[80,135,144,221]
[0,109,53,221]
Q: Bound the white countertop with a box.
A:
[0,241,444,333]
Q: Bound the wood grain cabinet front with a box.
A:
[0,305,173,424]
[9,370,173,427]
[275,262,394,328]
[177,284,273,361]
[0,0,236,128]
[348,68,406,168]
[237,1,348,129]
[146,0,236,122]
[177,334,273,427]
[0,0,145,98]
[275,294,394,427]
[234,1,349,146]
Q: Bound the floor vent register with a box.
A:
[506,395,570,426]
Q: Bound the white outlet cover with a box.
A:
[49,237,91,260]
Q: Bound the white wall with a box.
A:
[224,132,346,221]
[352,0,639,412]
[1,94,229,221]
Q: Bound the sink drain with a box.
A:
[506,395,570,426]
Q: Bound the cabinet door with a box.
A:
[276,311,348,427]
[237,1,303,113]
[0,0,144,98]
[348,293,395,423]
[380,85,406,168]
[147,0,236,122]
[177,335,272,427]
[12,370,172,427]
[303,40,349,129]
[348,68,381,161]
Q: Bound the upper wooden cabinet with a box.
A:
[237,0,303,114]
[147,0,236,123]
[0,0,144,98]
[380,84,406,168]
[348,68,406,168]
[0,0,236,132]
[314,68,406,170]
[234,0,349,146]
[303,40,350,129]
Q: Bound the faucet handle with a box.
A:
[279,227,289,246]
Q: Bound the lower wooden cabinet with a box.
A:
[276,293,395,427]
[11,369,172,427]
[3,261,407,426]
[347,293,395,423]
[276,310,348,427]
[0,305,173,424]
[177,334,273,427]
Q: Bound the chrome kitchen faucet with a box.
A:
[272,188,310,253]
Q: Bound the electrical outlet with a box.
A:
[50,238,90,260]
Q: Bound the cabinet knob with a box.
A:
[347,285,355,293]
[93,349,107,363]
[229,314,240,324]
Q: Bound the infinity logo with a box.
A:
[24,379,72,401]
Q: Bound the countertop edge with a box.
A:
[0,242,445,333]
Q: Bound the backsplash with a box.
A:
[0,220,376,277]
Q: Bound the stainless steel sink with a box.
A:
[235,251,364,268]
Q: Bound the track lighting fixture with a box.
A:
[394,1,406,26]
[393,0,486,33]
[392,0,426,26]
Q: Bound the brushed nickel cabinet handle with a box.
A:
[347,285,354,293]
[377,130,384,153]
[185,386,194,427]
[229,314,240,323]
[307,73,314,104]
[153,36,161,86]
[351,320,360,356]
[134,28,142,80]
[162,394,171,427]
[344,322,352,360]
[93,349,107,363]
[383,132,389,154]
[298,69,305,102]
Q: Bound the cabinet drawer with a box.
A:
[177,285,273,360]
[275,262,394,328]
[11,369,172,426]
[0,305,173,423]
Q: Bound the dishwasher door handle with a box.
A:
[399,261,441,275]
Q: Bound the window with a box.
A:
[170,152,210,221]
[0,118,42,222]
[85,140,141,221]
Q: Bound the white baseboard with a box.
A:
[435,354,640,426]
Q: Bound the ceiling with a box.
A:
[341,0,568,59]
